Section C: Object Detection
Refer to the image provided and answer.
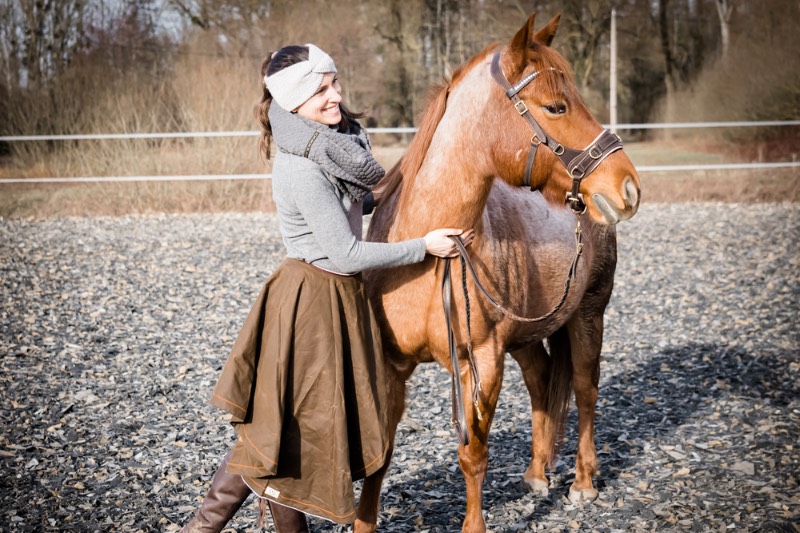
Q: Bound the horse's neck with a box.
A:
[394,154,491,238]
[392,66,494,240]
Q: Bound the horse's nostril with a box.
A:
[623,177,639,209]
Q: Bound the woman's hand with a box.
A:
[423,228,475,258]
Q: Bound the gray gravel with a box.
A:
[1,203,798,533]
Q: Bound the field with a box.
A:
[0,138,797,219]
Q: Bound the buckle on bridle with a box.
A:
[566,191,587,214]
[514,100,529,116]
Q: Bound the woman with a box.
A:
[181,44,473,533]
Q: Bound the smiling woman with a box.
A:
[253,44,368,160]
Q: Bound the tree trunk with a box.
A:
[659,0,677,134]
[715,0,733,61]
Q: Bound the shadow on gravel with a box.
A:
[376,342,798,530]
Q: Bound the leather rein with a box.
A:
[442,51,625,446]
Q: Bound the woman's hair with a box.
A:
[254,45,365,161]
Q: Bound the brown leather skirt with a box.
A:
[210,259,389,524]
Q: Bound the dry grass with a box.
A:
[624,139,800,204]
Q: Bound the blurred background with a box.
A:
[1,0,798,217]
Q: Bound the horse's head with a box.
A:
[487,13,640,224]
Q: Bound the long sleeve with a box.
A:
[270,152,426,275]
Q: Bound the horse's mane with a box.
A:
[374,85,448,201]
[375,45,498,201]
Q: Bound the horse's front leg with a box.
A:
[566,311,604,503]
[354,355,417,533]
[458,346,505,533]
[509,341,557,497]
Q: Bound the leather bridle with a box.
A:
[443,51,625,446]
[489,51,623,213]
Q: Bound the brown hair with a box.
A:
[254,45,365,162]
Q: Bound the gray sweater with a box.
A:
[272,148,426,275]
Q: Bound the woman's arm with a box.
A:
[293,171,427,273]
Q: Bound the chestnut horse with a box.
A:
[357,13,640,533]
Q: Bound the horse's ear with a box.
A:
[533,14,560,46]
[508,12,537,69]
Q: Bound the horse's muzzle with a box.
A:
[590,176,640,225]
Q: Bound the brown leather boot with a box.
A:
[268,501,309,533]
[180,452,251,533]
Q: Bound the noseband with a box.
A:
[490,52,623,213]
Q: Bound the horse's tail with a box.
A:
[543,327,573,468]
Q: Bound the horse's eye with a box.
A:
[543,103,567,115]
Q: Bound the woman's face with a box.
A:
[294,72,342,125]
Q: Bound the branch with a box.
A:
[171,0,209,29]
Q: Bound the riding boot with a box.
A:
[180,452,251,533]
[268,501,309,533]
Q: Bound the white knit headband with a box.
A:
[264,44,337,111]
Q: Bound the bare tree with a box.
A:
[374,0,424,127]
[714,0,735,60]
[561,0,611,94]
[1,0,89,88]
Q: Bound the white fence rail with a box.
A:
[1,121,797,142]
[1,121,797,183]
[2,162,797,184]
[0,127,420,142]
[0,174,272,184]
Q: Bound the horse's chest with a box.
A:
[378,279,455,363]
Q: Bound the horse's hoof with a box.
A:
[524,477,550,497]
[568,486,599,504]
[353,519,377,533]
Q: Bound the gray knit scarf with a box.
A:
[268,104,385,202]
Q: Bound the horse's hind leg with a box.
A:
[458,345,505,533]
[510,333,573,498]
[354,355,416,533]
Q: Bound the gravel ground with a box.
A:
[1,203,798,533]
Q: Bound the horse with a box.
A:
[356,12,640,533]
